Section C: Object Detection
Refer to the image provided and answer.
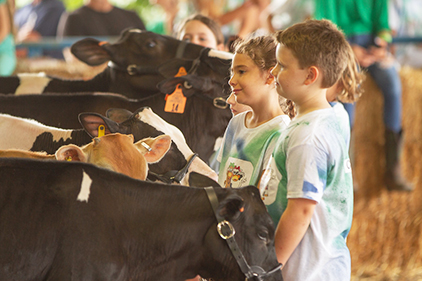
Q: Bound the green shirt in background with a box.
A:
[314,0,390,37]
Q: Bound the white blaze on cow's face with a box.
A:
[136,108,218,184]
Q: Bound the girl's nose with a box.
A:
[229,75,236,87]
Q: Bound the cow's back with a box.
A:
[0,159,74,280]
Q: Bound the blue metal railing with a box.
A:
[15,36,422,58]
[15,36,119,58]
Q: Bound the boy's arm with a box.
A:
[274,198,317,266]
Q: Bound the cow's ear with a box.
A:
[71,38,112,66]
[135,135,171,163]
[55,144,87,163]
[189,172,221,188]
[218,194,245,221]
[79,113,115,138]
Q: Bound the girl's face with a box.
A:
[229,53,271,108]
[178,20,223,50]
[271,44,308,101]
[226,92,252,116]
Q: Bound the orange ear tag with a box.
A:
[98,125,105,137]
[175,66,187,77]
[164,84,186,114]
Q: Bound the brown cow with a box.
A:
[0,133,171,181]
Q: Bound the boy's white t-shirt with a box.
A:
[260,107,354,281]
[217,111,290,188]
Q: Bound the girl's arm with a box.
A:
[0,3,11,42]
[274,198,316,266]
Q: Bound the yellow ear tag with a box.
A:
[98,125,105,137]
[65,156,72,161]
[175,66,187,77]
[164,84,186,114]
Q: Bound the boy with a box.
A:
[266,19,354,280]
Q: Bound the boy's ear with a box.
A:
[266,69,275,85]
[304,66,319,85]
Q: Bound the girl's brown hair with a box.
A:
[232,35,277,72]
[176,13,224,46]
[336,43,365,103]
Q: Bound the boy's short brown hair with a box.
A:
[275,19,349,88]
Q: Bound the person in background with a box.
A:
[176,13,225,51]
[315,0,412,191]
[0,0,16,75]
[14,0,65,58]
[57,0,146,37]
[216,35,290,188]
[192,0,271,39]
[176,13,233,176]
[269,19,353,280]
[147,0,179,35]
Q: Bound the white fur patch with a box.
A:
[77,170,92,202]
[15,73,52,95]
[137,108,218,185]
[0,114,73,150]
[137,108,192,159]
[208,49,233,60]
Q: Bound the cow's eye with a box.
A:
[147,41,156,48]
[258,230,269,242]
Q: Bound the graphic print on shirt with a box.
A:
[257,155,280,205]
[222,157,252,188]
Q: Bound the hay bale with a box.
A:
[350,66,422,280]
[13,57,107,80]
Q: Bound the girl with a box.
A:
[216,35,290,188]
[176,13,225,51]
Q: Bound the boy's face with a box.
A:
[271,44,308,101]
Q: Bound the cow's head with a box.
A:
[199,185,283,281]
[188,173,282,280]
[55,133,171,181]
[78,107,217,185]
[71,29,232,98]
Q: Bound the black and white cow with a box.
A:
[0,92,231,161]
[0,108,217,185]
[0,29,233,99]
[0,158,283,281]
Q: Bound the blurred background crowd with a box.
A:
[1,0,421,69]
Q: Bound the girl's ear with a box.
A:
[304,66,319,85]
[216,43,225,51]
